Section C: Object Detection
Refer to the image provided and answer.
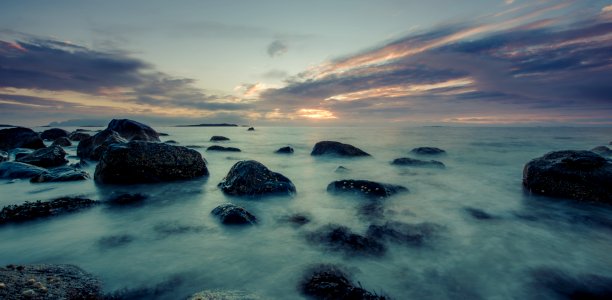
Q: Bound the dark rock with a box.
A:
[98,234,135,249]
[307,224,386,256]
[300,264,388,300]
[12,148,33,160]
[16,145,68,168]
[77,129,128,161]
[275,146,294,154]
[366,221,441,246]
[411,147,446,155]
[75,129,91,132]
[68,131,91,142]
[0,264,103,299]
[207,145,241,152]
[106,193,148,206]
[327,180,408,199]
[164,140,178,144]
[107,118,160,141]
[153,222,205,237]
[70,160,89,169]
[210,135,230,141]
[218,160,296,196]
[158,132,170,136]
[391,157,445,168]
[185,145,205,149]
[280,213,311,226]
[0,162,46,179]
[334,166,350,173]
[591,146,612,156]
[188,290,261,300]
[40,128,69,141]
[358,202,385,219]
[311,141,370,157]
[211,203,257,225]
[531,268,612,300]
[51,136,72,147]
[523,150,612,203]
[0,197,98,224]
[30,167,90,183]
[103,274,184,300]
[247,127,255,131]
[464,207,494,220]
[94,141,209,184]
[0,150,7,162]
[0,127,45,151]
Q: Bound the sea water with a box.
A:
[1,126,611,299]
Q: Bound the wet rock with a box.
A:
[30,167,90,183]
[107,118,160,142]
[94,141,209,184]
[0,197,98,224]
[280,213,311,226]
[0,264,102,299]
[327,180,408,199]
[189,289,261,300]
[0,151,7,162]
[77,129,128,161]
[411,147,446,155]
[300,264,388,300]
[464,207,494,220]
[523,150,612,203]
[307,224,386,256]
[68,131,91,142]
[311,141,370,157]
[358,202,385,219]
[164,140,178,144]
[207,145,241,152]
[185,145,205,149]
[366,221,441,246]
[531,268,612,300]
[391,157,445,168]
[247,127,255,131]
[70,160,89,169]
[211,203,257,225]
[334,166,350,173]
[590,146,612,156]
[11,148,34,160]
[104,274,184,300]
[275,146,294,154]
[210,136,230,142]
[218,160,296,196]
[51,136,72,147]
[106,193,148,206]
[0,162,46,179]
[0,127,45,151]
[16,145,68,168]
[40,128,69,141]
[158,132,169,136]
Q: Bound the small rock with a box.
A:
[300,264,388,299]
[275,146,294,154]
[247,127,255,131]
[334,166,350,173]
[21,288,36,297]
[464,207,494,220]
[0,197,98,224]
[211,203,257,225]
[51,137,72,147]
[391,157,445,168]
[411,147,446,155]
[366,221,441,246]
[311,141,370,157]
[164,140,178,144]
[189,289,260,300]
[327,179,408,199]
[40,128,69,141]
[207,145,241,152]
[30,167,90,183]
[280,213,311,226]
[210,136,230,141]
[307,224,386,256]
[158,132,170,136]
[67,131,91,142]
[218,160,296,196]
[16,145,68,168]
[0,151,7,163]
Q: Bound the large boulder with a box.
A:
[68,131,91,142]
[30,167,90,183]
[211,203,257,225]
[391,157,445,168]
[311,141,370,157]
[77,129,128,160]
[0,162,46,179]
[107,118,160,141]
[0,150,7,162]
[16,145,68,168]
[218,160,296,196]
[327,180,408,199]
[523,150,612,203]
[0,197,98,224]
[0,127,45,151]
[94,141,209,184]
[40,128,69,141]
[300,264,388,299]
[51,136,72,147]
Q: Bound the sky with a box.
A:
[0,0,611,126]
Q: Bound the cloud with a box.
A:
[267,40,287,57]
[505,0,515,4]
[261,69,289,79]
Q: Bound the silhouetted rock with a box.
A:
[210,135,230,141]
[307,224,386,256]
[247,127,255,131]
[591,146,612,156]
[391,157,445,168]
[158,132,169,136]
[411,147,446,155]
[77,129,128,160]
[11,148,33,160]
[189,290,261,300]
[164,140,178,144]
[0,264,103,299]
[0,150,7,162]
[300,264,388,300]
[311,141,370,157]
[327,180,408,199]
[275,146,294,154]
[40,128,69,141]
[211,203,257,225]
[523,150,612,203]
[366,221,441,246]
[218,160,296,196]
[335,166,350,173]
[68,131,91,141]
[207,145,241,152]
[0,127,45,151]
[94,141,209,184]
[0,162,46,179]
[30,167,90,183]
[531,268,612,300]
[51,136,72,147]
[107,118,160,141]
[16,145,68,168]
[0,197,98,224]
[464,207,494,220]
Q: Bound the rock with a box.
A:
[189,290,261,300]
[30,167,90,183]
[40,128,69,141]
[68,131,91,142]
[0,162,46,179]
[591,146,612,156]
[70,159,89,169]
[211,203,257,225]
[12,148,33,160]
[0,264,102,299]
[97,234,135,249]
[0,151,7,163]
[207,145,241,152]
[307,224,386,256]
[327,180,408,199]
[218,160,296,196]
[334,166,350,173]
[107,118,160,141]
[311,141,370,157]
[210,136,230,141]
[464,207,494,220]
[51,136,72,147]
[94,141,209,184]
[0,197,98,224]
[0,127,45,151]
[247,127,255,131]
[158,132,169,136]
[164,140,178,144]
[106,193,148,206]
[391,157,445,168]
[531,268,612,300]
[275,146,294,154]
[77,129,128,160]
[280,213,311,226]
[16,145,68,168]
[411,147,446,155]
[522,150,612,203]
[366,221,441,246]
[300,264,388,300]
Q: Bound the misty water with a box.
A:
[1,126,611,299]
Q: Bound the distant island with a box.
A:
[176,123,239,127]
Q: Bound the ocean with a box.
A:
[1,126,611,299]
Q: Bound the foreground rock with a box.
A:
[531,268,612,300]
[94,141,208,184]
[590,146,612,156]
[68,131,91,142]
[0,150,7,162]
[307,225,386,256]
[16,145,68,168]
[189,290,261,300]
[300,264,388,299]
[523,150,612,203]
[77,129,128,160]
[411,147,446,155]
[218,160,296,196]
[275,146,294,154]
[0,197,98,224]
[40,128,69,141]
[311,141,370,157]
[30,167,90,183]
[207,145,241,152]
[51,137,72,147]
[0,264,103,299]
[211,203,257,225]
[107,118,160,141]
[366,221,441,246]
[391,157,445,168]
[210,135,230,141]
[0,127,45,151]
[327,180,407,199]
[0,162,46,179]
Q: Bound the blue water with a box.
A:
[1,126,611,299]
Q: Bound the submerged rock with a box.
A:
[391,157,445,168]
[0,264,103,299]
[531,268,612,300]
[16,145,68,168]
[210,135,230,141]
[0,162,46,179]
[94,141,209,184]
[411,147,446,155]
[30,167,90,183]
[590,146,612,156]
[334,166,350,173]
[211,203,257,225]
[280,213,311,226]
[300,264,388,300]
[77,129,128,161]
[307,224,386,256]
[275,146,294,154]
[68,131,91,142]
[0,150,7,162]
[189,289,261,300]
[0,127,45,151]
[40,128,69,141]
[366,221,441,246]
[207,145,241,152]
[327,180,408,199]
[107,118,160,141]
[522,150,612,203]
[51,136,72,147]
[0,197,98,224]
[218,160,296,196]
[464,207,494,220]
[311,141,370,157]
